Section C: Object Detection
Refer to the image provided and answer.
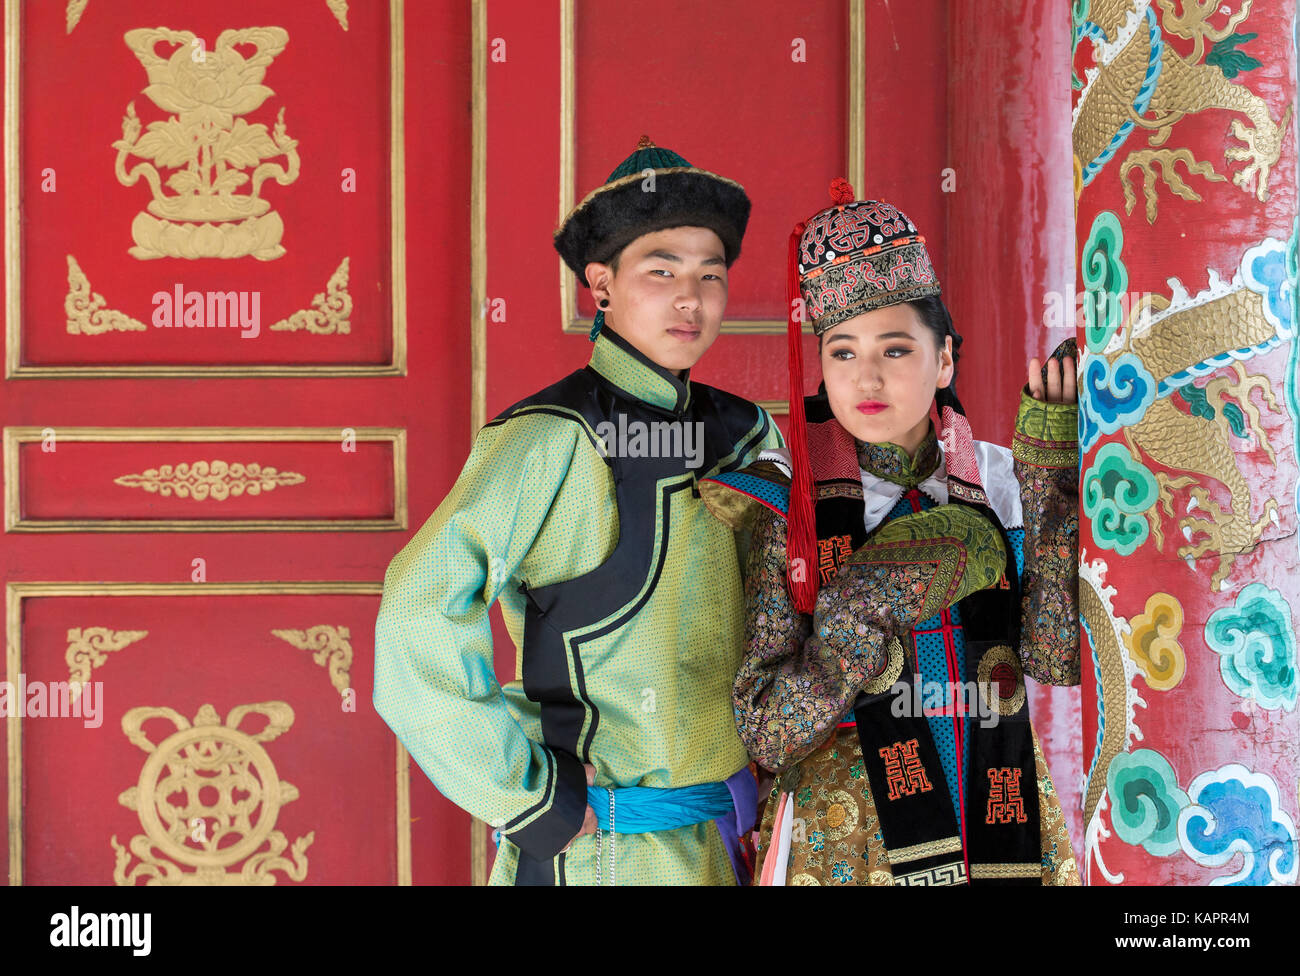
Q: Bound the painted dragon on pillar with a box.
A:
[1072,0,1299,886]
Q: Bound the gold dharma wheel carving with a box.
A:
[113,702,313,884]
[135,722,284,868]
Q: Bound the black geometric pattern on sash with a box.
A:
[852,679,965,883]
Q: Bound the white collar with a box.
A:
[859,452,949,535]
[861,440,1025,533]
[757,440,1023,534]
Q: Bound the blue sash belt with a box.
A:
[586,781,733,833]
[584,768,759,885]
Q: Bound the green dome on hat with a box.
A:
[603,137,693,181]
[554,135,751,289]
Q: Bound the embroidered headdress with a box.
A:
[784,179,987,614]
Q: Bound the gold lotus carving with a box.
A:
[112,27,299,260]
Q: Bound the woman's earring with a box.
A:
[599,299,610,308]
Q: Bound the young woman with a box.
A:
[700,181,1080,886]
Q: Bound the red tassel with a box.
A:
[786,221,817,616]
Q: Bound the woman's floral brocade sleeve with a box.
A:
[1011,388,1081,686]
[732,506,890,773]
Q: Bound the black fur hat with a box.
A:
[554,135,751,288]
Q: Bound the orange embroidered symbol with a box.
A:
[985,766,1027,824]
[879,738,933,801]
[817,534,853,584]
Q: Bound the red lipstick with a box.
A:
[857,400,887,415]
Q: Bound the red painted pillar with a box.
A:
[947,0,1083,857]
[1073,0,1299,884]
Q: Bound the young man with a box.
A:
[373,137,782,885]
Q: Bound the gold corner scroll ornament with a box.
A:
[114,461,306,500]
[65,626,148,698]
[270,625,353,697]
[269,258,352,334]
[65,1,87,34]
[66,255,352,335]
[64,257,145,334]
[111,701,315,885]
[326,0,350,31]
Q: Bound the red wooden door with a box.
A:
[1,0,474,885]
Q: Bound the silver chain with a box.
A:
[593,789,616,886]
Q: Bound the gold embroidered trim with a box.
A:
[977,644,1028,716]
[970,862,1042,879]
[1012,436,1078,469]
[1012,390,1077,468]
[815,482,862,501]
[888,835,963,864]
[863,637,906,694]
[1015,389,1078,444]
